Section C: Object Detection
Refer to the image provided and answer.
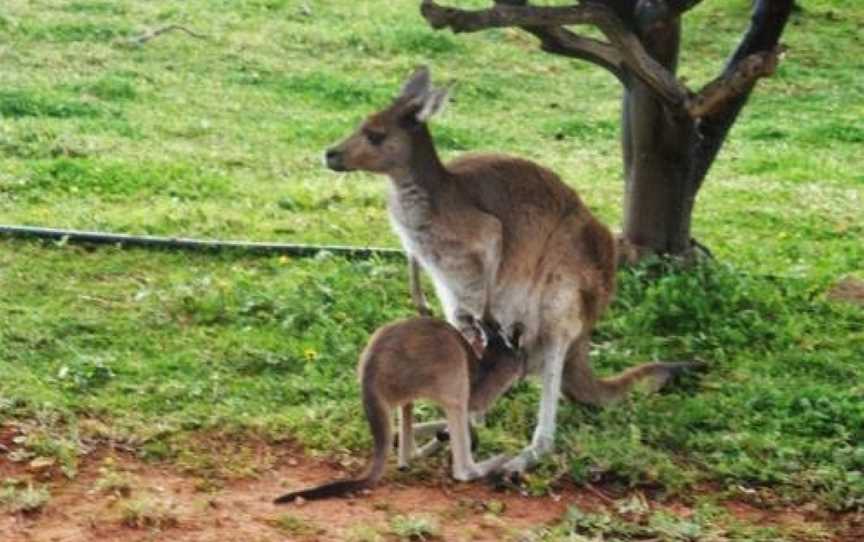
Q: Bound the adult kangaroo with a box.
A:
[324,66,693,475]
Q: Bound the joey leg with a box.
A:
[445,406,505,481]
[414,437,444,459]
[412,420,448,440]
[397,403,415,470]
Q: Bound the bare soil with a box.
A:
[1,439,861,541]
[827,277,864,306]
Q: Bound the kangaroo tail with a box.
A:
[274,375,391,503]
[561,339,703,407]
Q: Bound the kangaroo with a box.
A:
[323,66,696,476]
[274,317,525,503]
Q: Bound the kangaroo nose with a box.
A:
[324,148,345,171]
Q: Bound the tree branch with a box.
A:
[489,0,625,81]
[687,45,784,118]
[525,27,626,79]
[421,0,690,109]
[692,0,794,188]
[421,0,786,122]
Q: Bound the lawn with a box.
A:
[1,0,862,540]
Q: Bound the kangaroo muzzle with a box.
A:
[324,148,349,172]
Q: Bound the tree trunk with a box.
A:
[420,0,795,262]
[621,11,698,257]
[619,0,793,261]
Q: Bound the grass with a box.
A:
[389,513,441,541]
[0,0,862,538]
[520,504,793,542]
[0,483,51,514]
[118,494,179,529]
[268,513,321,537]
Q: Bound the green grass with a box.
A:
[1,0,862,537]
[0,483,51,514]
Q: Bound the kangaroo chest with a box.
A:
[387,186,487,318]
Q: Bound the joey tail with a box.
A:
[562,339,703,407]
[274,375,391,503]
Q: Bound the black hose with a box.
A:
[0,225,405,260]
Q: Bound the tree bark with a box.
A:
[621,7,697,256]
[420,0,795,261]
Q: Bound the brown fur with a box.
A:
[323,67,696,474]
[274,317,523,503]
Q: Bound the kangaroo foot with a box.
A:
[496,435,553,478]
[453,454,508,482]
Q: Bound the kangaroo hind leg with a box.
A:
[444,406,505,481]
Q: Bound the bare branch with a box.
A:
[491,0,625,80]
[421,0,784,121]
[124,25,208,47]
[421,0,690,109]
[520,25,627,79]
[692,0,795,188]
[687,46,784,118]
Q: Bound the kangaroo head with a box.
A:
[324,66,449,174]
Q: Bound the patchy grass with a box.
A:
[268,513,321,537]
[389,513,441,541]
[93,458,134,497]
[0,0,862,538]
[118,494,180,529]
[524,504,791,542]
[0,483,51,514]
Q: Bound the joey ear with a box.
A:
[400,66,431,100]
[415,86,450,123]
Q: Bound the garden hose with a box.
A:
[0,224,405,260]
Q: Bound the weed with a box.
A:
[94,460,134,497]
[528,504,786,542]
[5,414,81,478]
[0,483,50,514]
[344,523,386,542]
[268,513,319,536]
[119,495,180,529]
[389,514,441,541]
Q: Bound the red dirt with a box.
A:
[2,441,860,541]
[827,277,864,306]
[2,447,576,542]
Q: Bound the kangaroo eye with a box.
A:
[364,130,387,146]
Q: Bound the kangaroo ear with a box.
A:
[400,66,431,100]
[415,86,450,123]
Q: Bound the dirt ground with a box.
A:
[1,438,862,542]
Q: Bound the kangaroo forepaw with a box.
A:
[460,325,487,358]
